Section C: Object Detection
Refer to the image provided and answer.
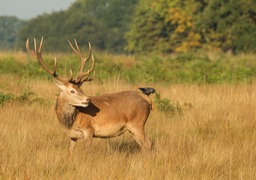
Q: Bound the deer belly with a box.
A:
[93,124,126,138]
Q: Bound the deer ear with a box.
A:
[53,78,67,91]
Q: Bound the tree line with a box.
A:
[1,0,256,54]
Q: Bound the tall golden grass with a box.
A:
[0,72,256,179]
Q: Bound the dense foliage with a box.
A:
[0,16,25,49]
[126,0,256,53]
[17,0,138,52]
[125,0,201,53]
[0,0,256,53]
[196,0,256,53]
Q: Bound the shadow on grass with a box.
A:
[108,140,155,154]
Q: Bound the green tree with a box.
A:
[196,0,256,53]
[125,0,202,54]
[18,11,72,52]
[0,16,25,49]
[18,0,138,53]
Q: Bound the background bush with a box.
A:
[0,51,255,84]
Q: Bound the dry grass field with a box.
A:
[0,71,256,179]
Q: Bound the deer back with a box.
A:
[73,91,152,129]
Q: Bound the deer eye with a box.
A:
[71,90,76,94]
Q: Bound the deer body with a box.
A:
[56,88,153,152]
[26,38,154,154]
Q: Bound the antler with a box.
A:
[26,37,95,87]
[68,39,95,86]
[26,37,69,83]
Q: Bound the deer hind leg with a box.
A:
[128,127,152,151]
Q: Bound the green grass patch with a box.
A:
[0,51,256,84]
[0,90,50,106]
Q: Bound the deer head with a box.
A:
[26,37,95,107]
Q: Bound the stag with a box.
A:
[26,37,155,154]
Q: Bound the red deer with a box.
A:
[26,38,155,154]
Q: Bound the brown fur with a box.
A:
[55,88,153,154]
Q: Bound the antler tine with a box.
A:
[53,57,57,76]
[68,39,85,75]
[26,38,36,57]
[68,39,83,59]
[89,53,94,72]
[67,40,95,86]
[69,69,74,81]
[34,38,37,53]
[76,53,95,82]
[83,70,96,82]
[78,42,92,74]
[68,39,92,75]
[80,54,94,75]
[26,37,68,82]
[38,37,43,52]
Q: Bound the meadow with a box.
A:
[0,51,256,179]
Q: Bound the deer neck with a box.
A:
[55,94,77,129]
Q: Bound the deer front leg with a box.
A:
[69,138,77,155]
[68,129,84,155]
[81,127,94,149]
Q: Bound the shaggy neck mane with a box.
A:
[55,96,77,129]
